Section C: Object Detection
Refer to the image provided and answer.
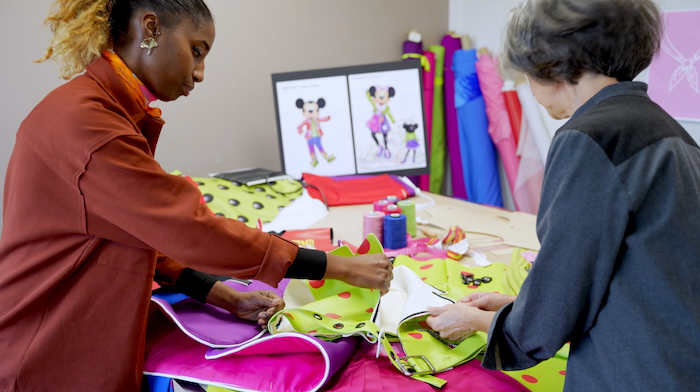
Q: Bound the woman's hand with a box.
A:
[205,281,285,326]
[426,303,496,341]
[324,253,393,295]
[458,292,516,311]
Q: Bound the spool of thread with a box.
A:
[397,199,416,237]
[382,204,402,215]
[363,211,385,244]
[373,199,390,212]
[383,213,407,249]
[386,195,399,204]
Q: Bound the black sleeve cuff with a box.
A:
[174,268,219,303]
[284,248,327,280]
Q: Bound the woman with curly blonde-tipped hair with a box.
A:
[0,1,393,391]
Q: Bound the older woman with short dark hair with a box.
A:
[427,0,700,390]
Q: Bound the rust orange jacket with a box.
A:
[0,57,300,392]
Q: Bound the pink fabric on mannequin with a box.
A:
[418,51,436,191]
[475,53,520,208]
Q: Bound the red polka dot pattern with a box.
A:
[522,375,538,383]
[419,264,434,270]
[559,370,566,376]
[282,312,294,320]
[337,292,351,298]
[325,313,342,319]
[309,280,325,289]
[421,277,427,281]
[418,321,430,330]
[468,285,478,289]
[366,308,374,313]
[408,333,423,339]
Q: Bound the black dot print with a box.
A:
[218,185,229,190]
[237,216,249,223]
[266,195,277,199]
[255,187,265,192]
[268,181,277,185]
[196,181,205,186]
[215,213,225,217]
[228,199,240,206]
[231,181,242,186]
[278,206,284,211]
[253,202,264,210]
[202,194,213,203]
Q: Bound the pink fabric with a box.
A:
[475,54,520,208]
[418,51,436,192]
[145,312,357,392]
[322,341,530,392]
[511,114,544,214]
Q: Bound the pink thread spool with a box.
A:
[363,211,385,244]
[382,204,402,215]
[373,199,390,212]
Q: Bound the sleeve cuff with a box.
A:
[284,248,327,280]
[482,302,540,371]
[174,268,219,303]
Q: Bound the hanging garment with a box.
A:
[402,40,425,189]
[475,53,520,208]
[427,45,447,194]
[512,112,544,214]
[516,83,551,164]
[442,34,469,199]
[453,49,503,207]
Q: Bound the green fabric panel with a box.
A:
[184,175,303,228]
[428,45,446,194]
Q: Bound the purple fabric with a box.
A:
[403,40,423,55]
[441,35,468,200]
[150,279,289,347]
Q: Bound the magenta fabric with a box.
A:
[145,316,357,392]
[321,340,531,391]
[150,280,288,348]
[475,53,520,208]
[441,35,468,199]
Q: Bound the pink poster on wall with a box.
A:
[648,10,700,122]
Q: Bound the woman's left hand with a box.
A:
[426,302,496,341]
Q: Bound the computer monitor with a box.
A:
[272,60,429,179]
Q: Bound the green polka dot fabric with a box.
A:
[174,171,303,227]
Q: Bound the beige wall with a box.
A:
[0,0,449,229]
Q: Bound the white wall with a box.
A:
[448,0,700,142]
[0,0,449,229]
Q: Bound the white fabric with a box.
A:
[516,83,552,165]
[262,189,328,233]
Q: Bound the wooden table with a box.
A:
[310,192,540,266]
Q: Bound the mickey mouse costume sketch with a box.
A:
[365,86,395,158]
[296,98,335,167]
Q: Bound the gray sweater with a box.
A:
[482,82,700,391]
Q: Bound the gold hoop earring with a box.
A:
[140,37,159,55]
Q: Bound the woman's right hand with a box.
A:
[458,292,516,311]
[325,253,393,295]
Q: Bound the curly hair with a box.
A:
[37,0,213,80]
[501,0,662,84]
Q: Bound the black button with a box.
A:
[481,276,492,283]
[313,314,322,320]
[333,323,344,329]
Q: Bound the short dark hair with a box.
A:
[110,0,213,48]
[501,0,662,84]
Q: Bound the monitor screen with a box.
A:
[272,60,429,179]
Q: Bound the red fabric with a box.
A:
[303,173,409,206]
[503,90,522,146]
